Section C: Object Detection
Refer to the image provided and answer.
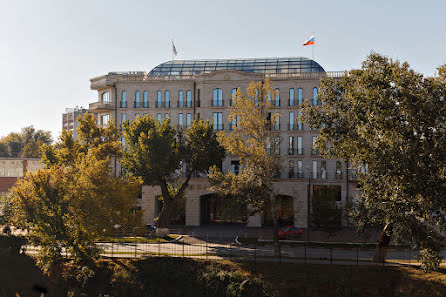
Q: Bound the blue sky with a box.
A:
[0,0,445,139]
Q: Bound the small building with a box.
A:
[62,107,88,139]
[0,158,44,196]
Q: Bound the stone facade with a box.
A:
[88,57,357,227]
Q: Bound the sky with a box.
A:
[0,0,445,140]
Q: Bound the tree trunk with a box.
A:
[373,222,393,263]
[270,193,281,257]
[157,197,173,229]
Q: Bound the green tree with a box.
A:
[301,53,446,271]
[311,187,343,236]
[209,79,283,256]
[0,126,52,157]
[0,191,13,226]
[122,116,225,228]
[11,114,142,272]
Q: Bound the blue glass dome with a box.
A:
[148,57,325,77]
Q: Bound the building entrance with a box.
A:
[200,194,247,225]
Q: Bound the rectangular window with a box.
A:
[165,90,170,108]
[312,161,318,179]
[297,136,303,155]
[102,92,110,103]
[274,88,280,106]
[289,112,294,130]
[121,113,127,123]
[143,91,148,108]
[102,114,110,126]
[289,88,294,106]
[321,160,327,179]
[288,160,294,178]
[157,113,162,122]
[274,137,280,155]
[213,112,223,130]
[231,160,240,175]
[186,90,192,107]
[156,91,162,108]
[312,88,318,106]
[336,161,343,179]
[164,113,169,119]
[178,90,183,108]
[212,89,223,106]
[297,160,303,178]
[186,113,191,128]
[298,88,303,105]
[231,88,237,106]
[274,114,280,131]
[297,112,303,130]
[312,136,318,155]
[121,91,127,108]
[135,91,140,108]
[288,136,294,155]
[178,113,183,129]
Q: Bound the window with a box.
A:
[274,137,280,155]
[122,137,126,146]
[321,161,327,179]
[289,88,294,106]
[156,91,162,108]
[135,113,139,119]
[289,112,295,130]
[1,160,24,177]
[186,113,191,128]
[297,136,303,155]
[289,160,294,178]
[273,114,280,131]
[212,88,223,106]
[135,91,140,108]
[102,114,110,126]
[178,113,184,129]
[186,90,192,107]
[231,160,240,175]
[157,113,162,122]
[165,90,170,108]
[266,137,271,155]
[297,161,303,178]
[121,114,127,129]
[297,112,303,130]
[143,91,148,108]
[213,112,223,130]
[336,161,343,179]
[298,88,303,105]
[288,136,294,155]
[121,91,127,108]
[178,90,184,107]
[312,161,318,179]
[164,113,169,119]
[231,88,237,106]
[312,136,318,155]
[274,88,280,107]
[102,92,110,103]
[312,87,318,106]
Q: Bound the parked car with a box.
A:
[278,226,304,239]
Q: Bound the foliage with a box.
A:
[11,113,142,272]
[122,115,225,228]
[301,52,446,270]
[209,79,283,256]
[0,125,52,158]
[0,191,13,225]
[311,187,343,235]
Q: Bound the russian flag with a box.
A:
[302,35,315,46]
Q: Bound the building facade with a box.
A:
[88,57,356,228]
[62,107,88,139]
[0,158,44,195]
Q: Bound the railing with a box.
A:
[89,101,114,110]
[211,100,224,107]
[134,102,148,108]
[120,101,127,108]
[297,148,304,155]
[213,124,224,131]
[156,101,170,108]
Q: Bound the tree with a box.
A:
[0,126,52,158]
[122,115,225,228]
[301,53,446,271]
[11,114,142,272]
[311,187,343,236]
[209,79,283,257]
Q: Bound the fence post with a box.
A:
[356,247,359,266]
[304,244,307,264]
[158,236,160,257]
[112,241,114,258]
[134,241,137,258]
[182,237,185,258]
[206,233,208,259]
[409,248,411,266]
[330,247,333,264]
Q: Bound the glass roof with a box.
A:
[148,57,325,77]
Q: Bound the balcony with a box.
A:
[211,100,224,107]
[134,102,149,108]
[89,101,115,113]
[155,101,170,108]
[297,148,304,155]
[120,101,127,108]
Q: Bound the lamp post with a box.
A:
[306,166,311,242]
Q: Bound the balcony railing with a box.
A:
[211,100,224,107]
[177,101,192,108]
[155,101,170,108]
[120,101,127,108]
[134,102,149,108]
[297,148,304,155]
[89,101,115,112]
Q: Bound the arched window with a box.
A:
[156,91,162,108]
[274,88,280,107]
[102,92,110,103]
[143,91,148,108]
[165,90,170,108]
[186,90,192,107]
[178,90,184,107]
[312,87,318,106]
[212,88,223,106]
[231,88,237,106]
[298,88,303,105]
[289,88,294,106]
[121,91,127,108]
[135,91,140,108]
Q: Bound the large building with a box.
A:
[88,57,356,228]
[62,106,88,139]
